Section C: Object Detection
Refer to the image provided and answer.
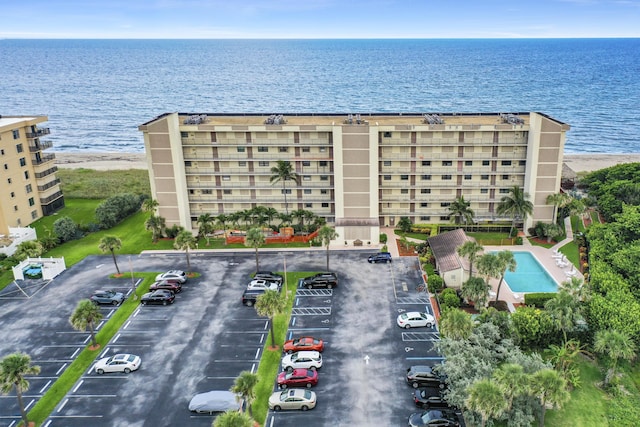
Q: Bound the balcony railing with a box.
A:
[40,191,63,204]
[31,153,56,165]
[35,166,58,179]
[29,140,53,152]
[26,128,50,138]
[37,178,61,192]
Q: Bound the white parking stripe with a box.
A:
[56,363,67,375]
[73,380,84,393]
[113,333,121,343]
[254,348,260,359]
[57,399,68,412]
[124,320,131,329]
[39,380,52,394]
[25,399,35,410]
[71,348,80,358]
[100,347,110,358]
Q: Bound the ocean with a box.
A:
[1,38,639,154]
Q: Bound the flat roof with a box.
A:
[0,116,37,129]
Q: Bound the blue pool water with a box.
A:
[503,252,558,294]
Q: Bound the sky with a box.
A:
[2,0,640,39]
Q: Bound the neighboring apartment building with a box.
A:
[139,112,569,244]
[0,115,64,235]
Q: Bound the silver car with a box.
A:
[281,351,323,372]
[268,389,317,411]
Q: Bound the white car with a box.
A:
[94,353,141,374]
[397,312,435,329]
[155,270,187,283]
[247,279,279,291]
[282,351,323,372]
[268,389,317,411]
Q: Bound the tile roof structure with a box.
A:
[427,228,472,273]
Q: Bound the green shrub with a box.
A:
[53,216,80,242]
[95,193,143,228]
[524,292,557,307]
[439,288,460,310]
[428,275,444,294]
[381,244,388,252]
[380,233,388,244]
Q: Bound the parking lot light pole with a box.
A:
[129,256,137,300]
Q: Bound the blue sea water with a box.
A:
[1,38,639,154]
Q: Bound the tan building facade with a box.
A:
[139,112,569,243]
[0,115,64,235]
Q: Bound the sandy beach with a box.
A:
[53,151,640,174]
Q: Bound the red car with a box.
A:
[277,369,318,389]
[283,337,325,354]
[149,280,182,293]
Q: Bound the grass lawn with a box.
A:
[394,230,430,240]
[466,231,513,245]
[30,199,102,237]
[57,168,150,199]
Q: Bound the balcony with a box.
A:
[40,191,63,205]
[31,153,56,166]
[37,178,61,192]
[26,128,50,138]
[35,166,58,179]
[29,140,53,152]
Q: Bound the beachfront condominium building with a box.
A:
[139,112,569,244]
[0,115,64,235]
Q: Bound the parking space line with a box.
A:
[206,376,240,380]
[397,297,431,304]
[113,333,121,343]
[57,399,68,412]
[96,320,105,329]
[56,363,67,375]
[291,317,296,326]
[133,308,141,317]
[260,334,265,344]
[73,380,84,393]
[47,415,104,419]
[263,320,269,329]
[105,309,115,318]
[124,320,131,329]
[32,359,73,363]
[401,332,440,341]
[255,348,260,359]
[100,347,110,357]
[251,363,257,373]
[42,344,89,348]
[71,348,80,358]
[25,399,35,411]
[287,327,330,332]
[213,359,260,363]
[295,297,299,306]
[65,394,118,398]
[39,380,52,394]
[291,307,331,315]
[406,356,444,361]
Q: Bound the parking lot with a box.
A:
[0,250,442,427]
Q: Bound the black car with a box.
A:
[149,280,182,293]
[408,409,460,427]
[242,288,266,306]
[141,289,175,305]
[300,272,338,289]
[368,252,392,263]
[90,290,125,306]
[406,366,446,389]
[413,387,456,410]
[254,271,284,284]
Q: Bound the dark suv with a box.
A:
[254,271,284,284]
[368,252,392,263]
[406,365,446,389]
[301,272,338,289]
[242,288,266,306]
[413,387,457,410]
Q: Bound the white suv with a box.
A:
[155,270,187,283]
[282,351,323,372]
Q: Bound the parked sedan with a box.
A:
[413,387,454,409]
[407,366,446,389]
[155,270,187,283]
[277,368,318,389]
[141,289,175,305]
[149,280,182,293]
[397,312,435,329]
[268,389,316,411]
[281,351,323,372]
[283,336,325,354]
[94,353,141,374]
[90,289,125,306]
[246,279,280,291]
[408,410,460,427]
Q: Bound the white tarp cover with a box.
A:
[188,391,239,413]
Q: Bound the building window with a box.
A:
[25,184,32,193]
[19,157,26,167]
[465,160,472,166]
[322,202,329,207]
[12,130,20,139]
[441,202,451,207]
[180,131,188,138]
[502,175,510,180]
[501,160,512,166]
[319,161,328,167]
[28,197,35,206]
[420,203,428,207]
[400,175,409,180]
[31,210,38,220]
[202,189,212,194]
[383,175,391,180]
[24,171,29,179]
[383,132,392,138]
[3,164,7,170]
[320,175,328,181]
[303,176,311,181]
[279,147,288,153]
[302,147,310,153]
[302,161,311,166]
[320,189,328,194]
[401,189,408,194]
[304,189,312,194]
[482,160,490,166]
[0,149,4,155]
[442,175,452,180]
[237,146,246,152]
[185,161,192,167]
[421,175,431,180]
[480,188,488,194]
[238,161,246,167]
[222,175,230,181]
[420,216,430,221]
[223,189,232,195]
[499,188,510,194]
[519,160,526,166]
[258,147,268,152]
[442,161,452,166]
[420,189,431,194]
[16,144,23,153]
[281,189,292,194]
[440,216,449,221]
[305,203,313,208]
[258,161,269,167]
[10,192,15,198]
[7,178,11,184]
[319,147,326,152]
[422,160,431,166]
[383,161,391,166]
[481,175,489,180]
[189,189,194,194]
[464,174,472,180]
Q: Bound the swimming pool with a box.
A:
[503,252,558,293]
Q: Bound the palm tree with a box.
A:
[546,192,571,225]
[497,185,534,233]
[594,329,636,386]
[303,210,316,232]
[99,235,122,274]
[456,240,484,279]
[0,353,40,427]
[270,160,299,215]
[174,230,197,270]
[318,226,339,270]
[255,289,286,349]
[265,207,279,229]
[438,308,474,340]
[460,277,491,311]
[231,371,259,417]
[142,198,159,214]
[448,196,475,225]
[530,368,570,427]
[216,213,229,242]
[197,214,215,246]
[251,206,268,227]
[492,363,528,410]
[239,209,253,229]
[278,212,293,227]
[465,378,508,427]
[70,299,103,348]
[145,215,165,243]
[228,211,242,229]
[14,240,44,261]
[398,216,412,233]
[545,339,592,386]
[544,289,581,343]
[477,253,501,301]
[494,250,516,302]
[245,227,265,272]
[213,410,254,427]
[562,276,590,303]
[291,209,306,229]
